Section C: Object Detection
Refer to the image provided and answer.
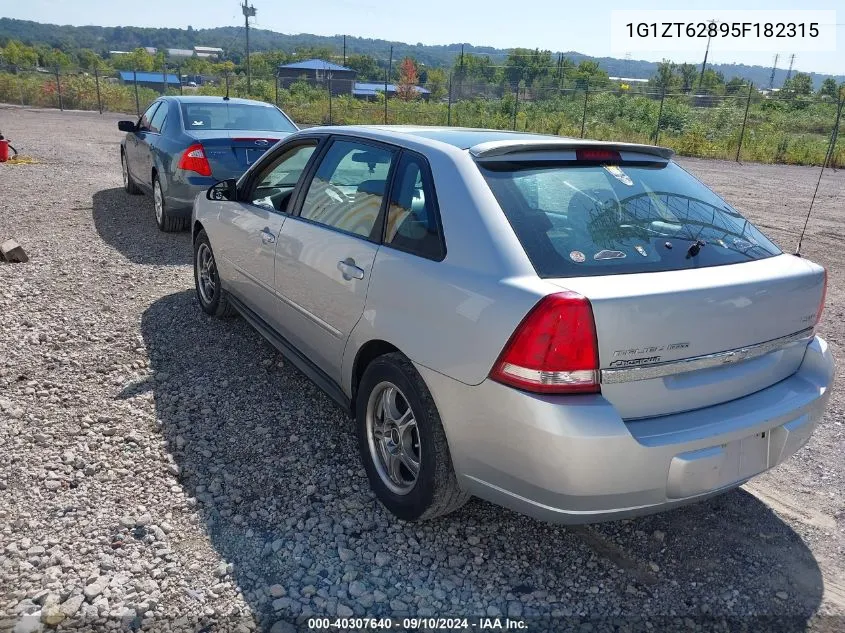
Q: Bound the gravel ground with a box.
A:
[0,106,843,633]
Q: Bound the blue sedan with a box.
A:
[118,95,298,231]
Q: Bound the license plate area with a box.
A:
[245,148,267,165]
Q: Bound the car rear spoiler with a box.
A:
[469,139,674,161]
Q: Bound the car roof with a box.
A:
[165,95,278,107]
[308,125,674,159]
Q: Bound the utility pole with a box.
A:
[785,53,796,83]
[697,19,716,92]
[768,53,779,90]
[242,0,256,95]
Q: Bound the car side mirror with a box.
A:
[118,120,137,133]
[207,178,238,201]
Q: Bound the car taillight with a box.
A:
[178,143,212,176]
[815,268,828,329]
[490,291,600,394]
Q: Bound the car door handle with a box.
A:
[261,229,276,244]
[337,258,365,280]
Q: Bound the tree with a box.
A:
[41,47,73,70]
[0,40,39,68]
[784,72,813,96]
[396,57,419,101]
[425,67,447,100]
[77,48,106,71]
[652,59,675,90]
[725,76,746,94]
[345,54,380,81]
[111,48,155,72]
[818,77,838,99]
[678,63,697,93]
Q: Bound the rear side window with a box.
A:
[480,160,780,278]
[385,153,444,261]
[181,102,296,132]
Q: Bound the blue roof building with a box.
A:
[352,82,431,99]
[119,71,181,89]
[278,59,354,72]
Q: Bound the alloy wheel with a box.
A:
[196,242,217,305]
[366,382,421,495]
[154,180,164,224]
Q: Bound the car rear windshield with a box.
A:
[479,160,780,278]
[181,102,296,132]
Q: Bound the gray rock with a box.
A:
[268,584,286,598]
[374,552,391,567]
[270,621,296,633]
[336,604,354,617]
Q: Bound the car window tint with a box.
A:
[139,102,160,131]
[180,102,296,132]
[247,143,317,212]
[480,161,780,278]
[299,140,393,239]
[149,103,168,134]
[385,154,444,260]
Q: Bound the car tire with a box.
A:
[153,174,186,232]
[356,352,470,521]
[193,229,236,318]
[121,151,142,195]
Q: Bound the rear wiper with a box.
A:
[686,239,706,258]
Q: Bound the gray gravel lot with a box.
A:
[0,106,843,633]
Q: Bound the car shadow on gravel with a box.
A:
[92,188,191,266]
[136,289,824,631]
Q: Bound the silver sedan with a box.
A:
[191,126,833,523]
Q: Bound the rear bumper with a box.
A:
[418,336,834,524]
[165,176,216,216]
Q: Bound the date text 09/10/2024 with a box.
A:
[306,617,528,630]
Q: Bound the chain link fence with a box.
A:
[1,64,842,167]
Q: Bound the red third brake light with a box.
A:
[576,148,621,162]
[490,291,600,394]
[178,143,212,176]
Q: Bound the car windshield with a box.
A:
[480,160,780,278]
[180,102,296,132]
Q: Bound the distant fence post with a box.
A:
[55,66,64,111]
[274,74,279,106]
[328,74,333,125]
[162,63,167,95]
[580,81,589,138]
[653,86,666,144]
[447,72,452,126]
[735,82,753,162]
[17,66,24,106]
[94,65,103,113]
[179,64,183,95]
[133,69,140,116]
[512,82,519,130]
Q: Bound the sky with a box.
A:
[3,0,843,75]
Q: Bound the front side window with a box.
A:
[246,143,317,212]
[480,160,780,278]
[138,102,160,131]
[299,140,394,239]
[181,102,296,132]
[385,153,444,260]
[149,102,168,134]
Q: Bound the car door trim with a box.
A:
[231,262,344,339]
[226,293,351,412]
[600,327,815,384]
